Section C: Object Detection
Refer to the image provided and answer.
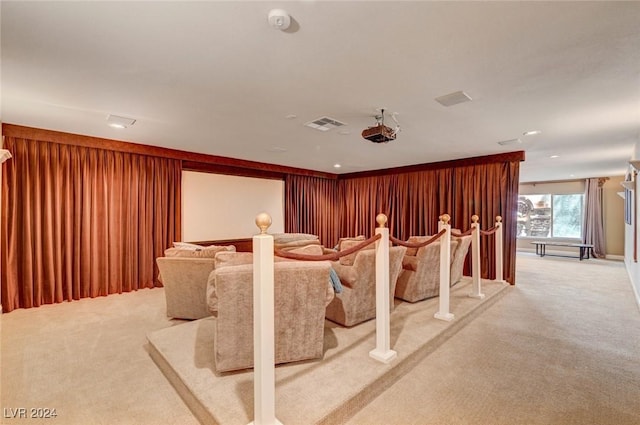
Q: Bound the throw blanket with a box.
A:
[329,268,343,293]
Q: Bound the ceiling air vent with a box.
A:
[435,91,472,107]
[497,138,522,146]
[304,116,346,132]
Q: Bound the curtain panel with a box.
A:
[1,136,181,312]
[284,160,520,283]
[582,177,606,258]
[284,174,340,248]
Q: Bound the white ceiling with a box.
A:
[2,1,639,182]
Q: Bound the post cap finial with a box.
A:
[255,212,272,234]
[471,214,479,223]
[440,213,450,224]
[376,213,387,228]
[496,215,502,223]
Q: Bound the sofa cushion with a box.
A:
[172,241,204,250]
[165,244,235,258]
[405,236,432,257]
[272,233,319,244]
[338,238,374,266]
[336,235,365,251]
[214,251,253,269]
[275,239,322,251]
[216,244,324,269]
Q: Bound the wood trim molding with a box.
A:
[2,123,524,181]
[1,124,336,179]
[339,151,526,179]
[180,158,336,180]
[190,238,253,252]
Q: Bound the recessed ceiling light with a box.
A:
[523,130,542,136]
[107,114,136,129]
[267,146,287,153]
[333,163,342,169]
[550,155,559,159]
[338,130,351,135]
[285,114,297,120]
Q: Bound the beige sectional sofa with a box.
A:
[156,243,235,320]
[207,248,335,372]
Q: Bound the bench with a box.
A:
[531,241,595,261]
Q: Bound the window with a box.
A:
[517,194,583,238]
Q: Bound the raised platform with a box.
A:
[147,278,510,425]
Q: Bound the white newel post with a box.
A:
[434,214,454,321]
[369,213,397,363]
[250,213,283,425]
[469,215,485,299]
[495,216,505,283]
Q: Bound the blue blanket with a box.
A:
[329,267,343,294]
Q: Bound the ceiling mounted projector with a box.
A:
[362,109,400,143]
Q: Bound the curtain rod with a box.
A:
[520,177,610,186]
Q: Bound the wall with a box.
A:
[603,176,625,257]
[624,143,640,308]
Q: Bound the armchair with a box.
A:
[156,244,235,320]
[325,244,406,327]
[394,238,458,303]
[156,257,216,320]
[209,253,334,373]
[450,234,472,285]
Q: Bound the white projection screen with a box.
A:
[181,171,285,242]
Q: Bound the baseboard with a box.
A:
[605,254,624,261]
[625,266,640,312]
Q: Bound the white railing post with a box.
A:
[495,215,505,283]
[469,215,486,299]
[250,213,283,425]
[434,214,454,321]
[369,213,397,363]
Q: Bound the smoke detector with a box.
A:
[268,9,291,30]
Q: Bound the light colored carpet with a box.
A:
[346,253,640,425]
[146,278,508,425]
[0,289,198,425]
[2,253,638,425]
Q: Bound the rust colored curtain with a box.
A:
[1,137,181,312]
[284,175,340,248]
[284,159,520,284]
[450,162,520,283]
[339,176,395,238]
